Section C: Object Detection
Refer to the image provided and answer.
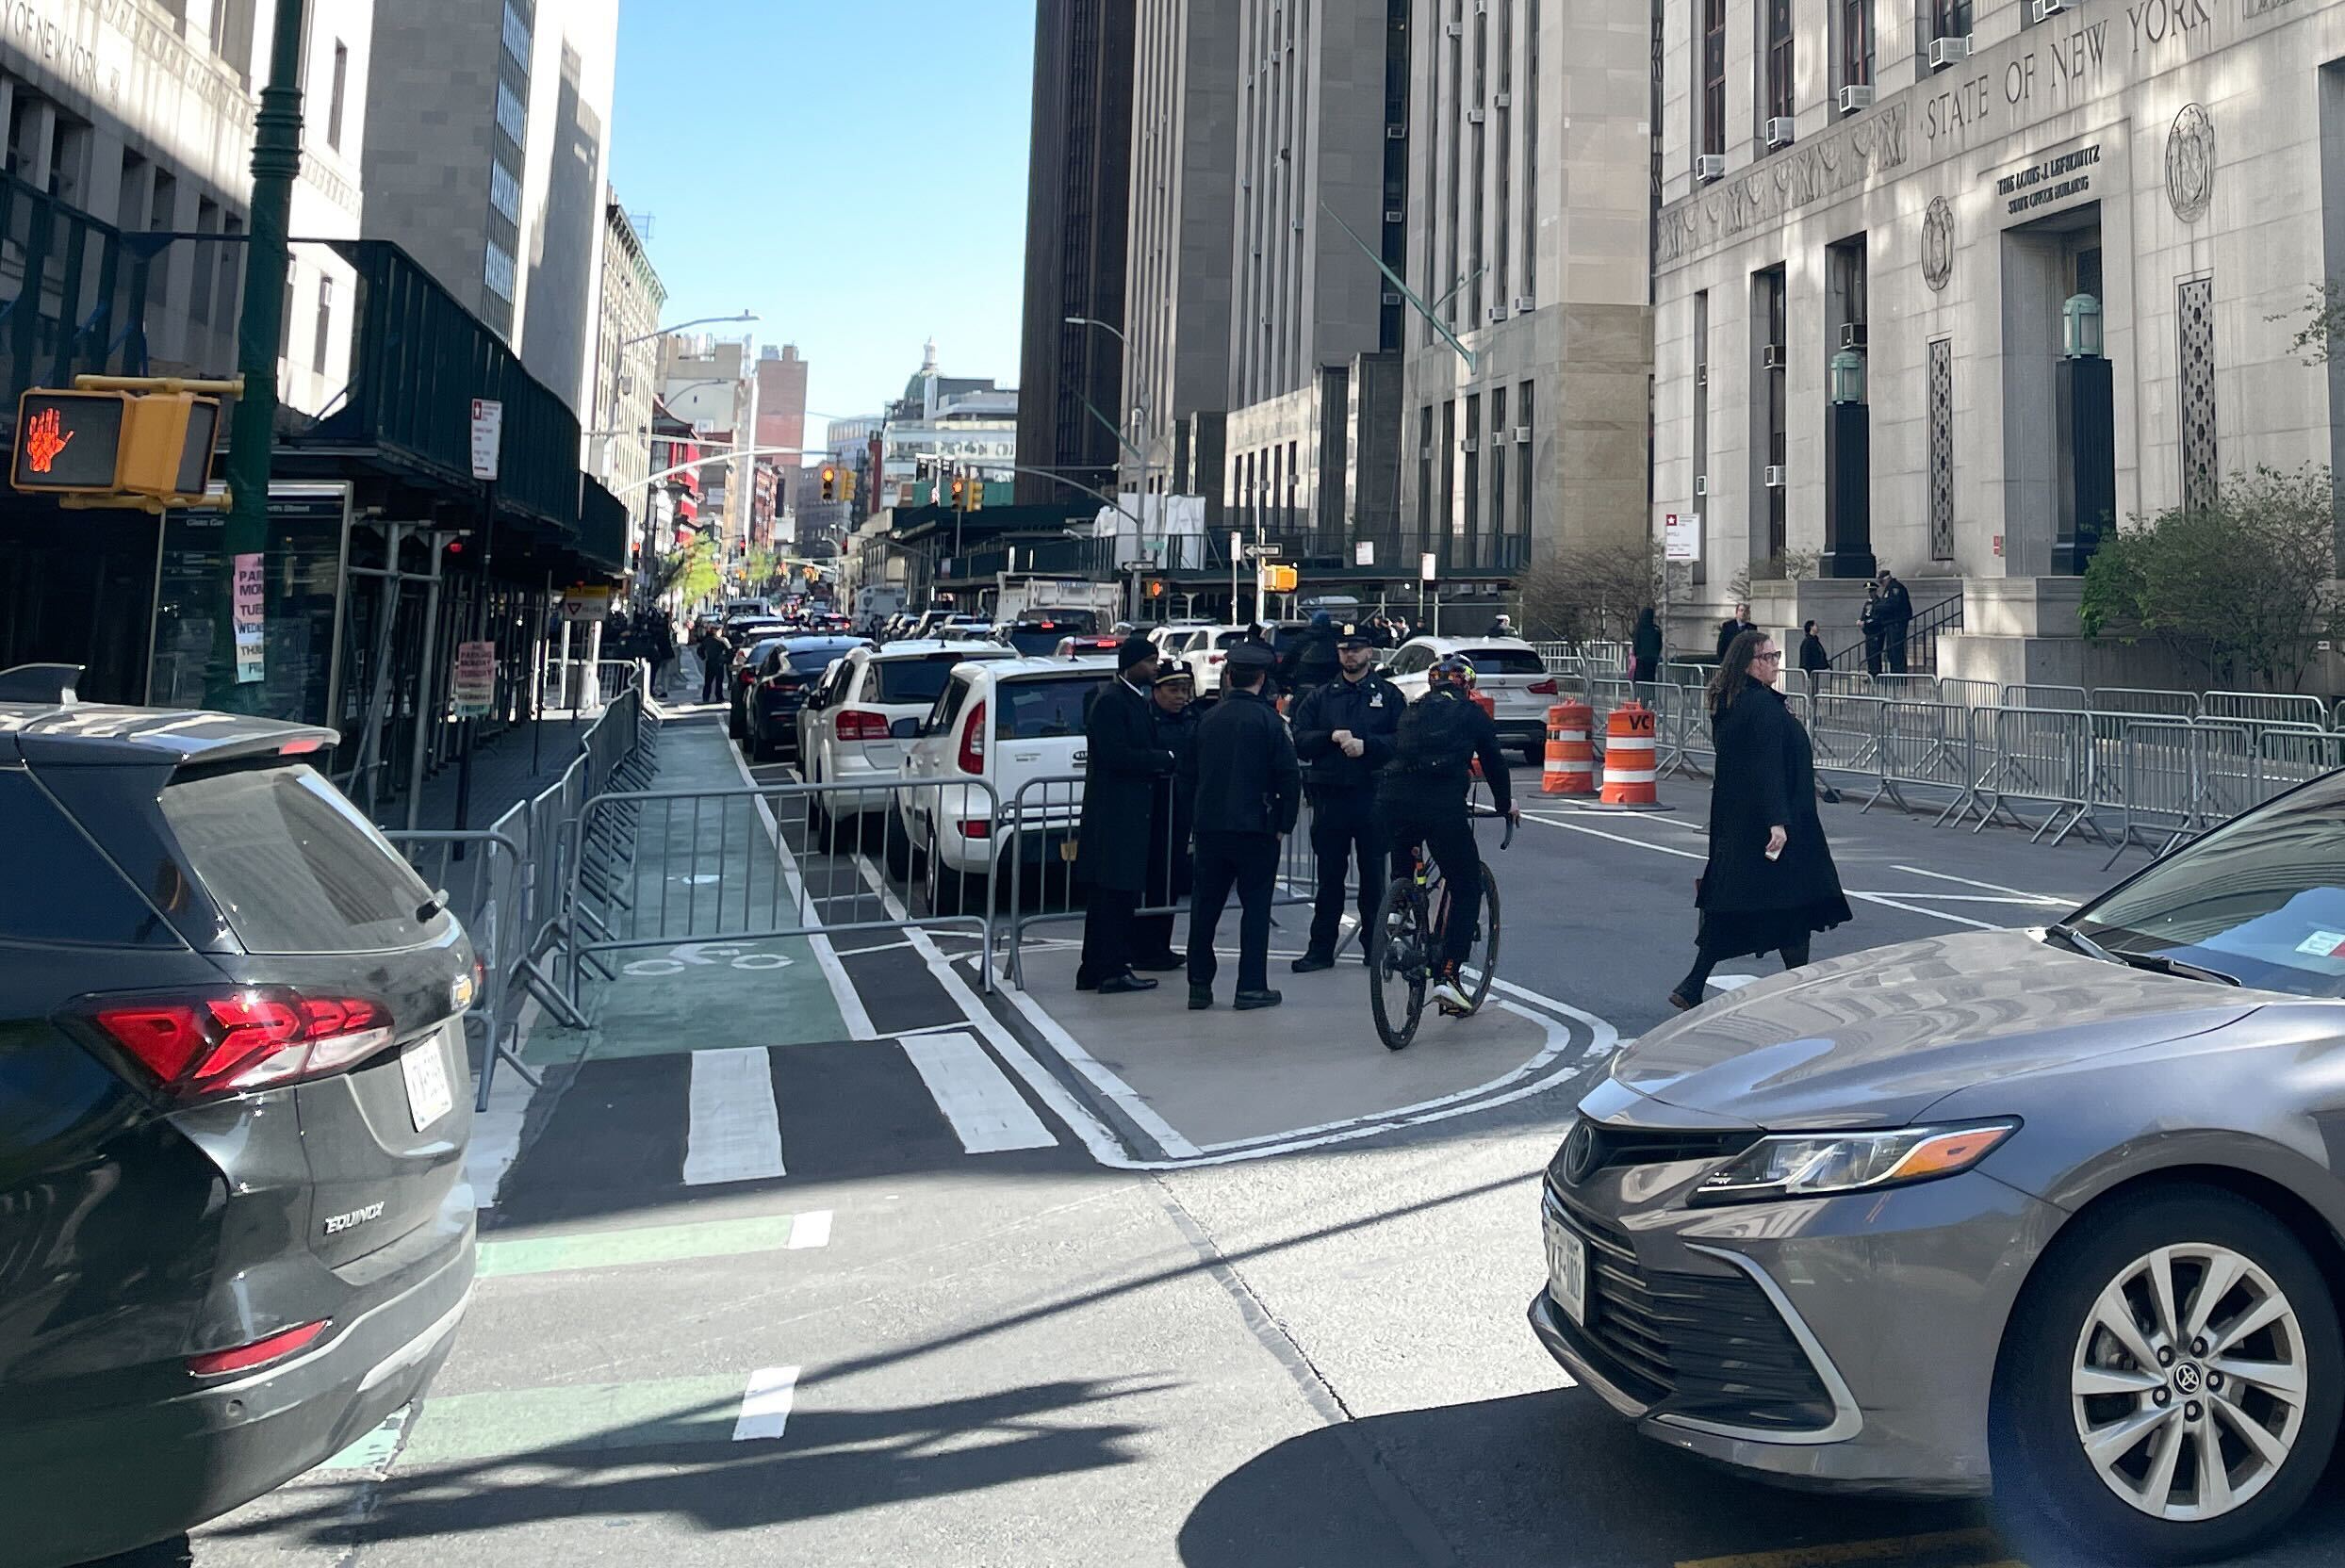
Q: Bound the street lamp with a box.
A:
[1063,314,1126,347]
[625,311,759,350]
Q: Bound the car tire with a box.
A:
[1991,1184,2342,1565]
[1520,742,1543,770]
[883,807,914,882]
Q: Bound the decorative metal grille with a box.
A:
[2178,275,2217,512]
[1928,337,1954,560]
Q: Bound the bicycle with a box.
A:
[1368,807,1514,1050]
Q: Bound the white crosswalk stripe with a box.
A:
[898,1030,1060,1152]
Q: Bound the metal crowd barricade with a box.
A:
[1932,678,2000,710]
[2105,722,2256,867]
[565,778,1001,1008]
[1803,691,1886,789]
[2257,728,2345,806]
[2206,690,2328,731]
[2091,687,2201,721]
[2002,683,2089,711]
[386,826,543,1111]
[1872,699,1976,821]
[1964,707,2105,844]
[1002,773,1318,987]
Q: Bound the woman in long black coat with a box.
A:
[1668,629,1853,1010]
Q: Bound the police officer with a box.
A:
[1288,625,1403,972]
[1379,654,1519,1013]
[1179,638,1300,1011]
[1131,666,1201,970]
[1075,636,1174,995]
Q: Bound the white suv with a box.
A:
[890,654,1118,911]
[1162,626,1258,696]
[795,640,1015,825]
[1386,635,1560,767]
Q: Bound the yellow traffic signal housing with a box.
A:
[841,470,855,501]
[820,466,838,501]
[966,479,983,511]
[12,390,129,493]
[119,391,221,498]
[1263,564,1298,593]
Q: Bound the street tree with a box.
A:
[1518,538,1659,645]
[2080,462,2345,690]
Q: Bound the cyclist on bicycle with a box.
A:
[1379,652,1521,1011]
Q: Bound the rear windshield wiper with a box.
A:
[2049,923,2238,986]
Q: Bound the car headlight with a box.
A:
[1688,1120,2017,1206]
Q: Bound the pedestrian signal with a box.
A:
[12,391,128,493]
[1262,564,1298,593]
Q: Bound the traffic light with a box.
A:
[11,387,222,500]
[820,466,837,501]
[841,470,855,501]
[121,392,221,497]
[966,478,982,512]
[949,474,965,507]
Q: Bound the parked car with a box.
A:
[891,655,1117,911]
[727,632,793,739]
[0,671,479,1568]
[795,640,1017,825]
[1053,634,1123,658]
[1163,625,1266,697]
[1530,767,2345,1563]
[999,616,1100,657]
[1386,635,1558,766]
[746,635,869,761]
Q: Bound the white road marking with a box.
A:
[995,982,1205,1159]
[898,1030,1060,1153]
[732,1364,800,1441]
[683,1047,786,1185]
[1524,811,1704,859]
[786,1209,832,1250]
[726,742,879,1040]
[1891,864,2081,906]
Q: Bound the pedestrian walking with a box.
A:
[1181,639,1301,1011]
[1876,570,1913,674]
[1279,611,1340,706]
[697,622,732,705]
[1130,667,1201,970]
[1714,602,1758,663]
[1288,625,1404,972]
[1798,618,1831,696]
[1668,629,1851,1011]
[1631,605,1664,685]
[649,611,677,699]
[1076,637,1176,995]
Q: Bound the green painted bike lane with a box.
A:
[526,718,851,1064]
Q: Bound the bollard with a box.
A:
[1544,699,1596,795]
[1600,702,1661,807]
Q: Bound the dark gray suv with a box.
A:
[0,673,478,1566]
[1534,766,2345,1564]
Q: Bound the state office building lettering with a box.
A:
[2000,145,2101,216]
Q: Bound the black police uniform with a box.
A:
[1288,644,1404,964]
[1075,658,1174,992]
[1179,641,1301,1004]
[1132,674,1201,967]
[1379,685,1514,970]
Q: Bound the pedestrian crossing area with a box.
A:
[489,1030,1070,1222]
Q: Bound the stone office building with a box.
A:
[1651,0,2345,681]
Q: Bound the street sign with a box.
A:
[452,640,497,718]
[232,551,266,684]
[1419,552,1437,583]
[1354,541,1375,566]
[561,585,613,623]
[469,399,503,482]
[1664,511,1703,564]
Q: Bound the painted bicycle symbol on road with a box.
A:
[622,940,797,977]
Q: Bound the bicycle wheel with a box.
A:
[1460,862,1499,1012]
[1367,875,1427,1050]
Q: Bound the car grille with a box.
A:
[1548,1122,1759,1186]
[1545,1185,1835,1432]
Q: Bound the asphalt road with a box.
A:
[125,715,2345,1568]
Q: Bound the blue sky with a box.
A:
[607,0,1036,449]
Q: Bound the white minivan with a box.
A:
[795,640,1015,826]
[890,655,1117,911]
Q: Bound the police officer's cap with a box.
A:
[1153,666,1194,689]
[1225,639,1278,674]
[1334,623,1374,648]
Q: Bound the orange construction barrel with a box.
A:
[1468,690,1498,778]
[1600,702,1660,806]
[1544,699,1596,795]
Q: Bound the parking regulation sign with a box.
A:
[469,399,503,482]
[452,640,496,718]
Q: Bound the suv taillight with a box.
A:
[79,988,397,1102]
[958,699,988,775]
[835,708,889,742]
[1528,678,1558,695]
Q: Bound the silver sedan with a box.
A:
[1533,770,2345,1563]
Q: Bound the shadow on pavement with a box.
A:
[205,1378,1162,1549]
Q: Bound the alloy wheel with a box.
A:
[2070,1242,2309,1523]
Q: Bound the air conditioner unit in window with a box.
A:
[1841,322,1867,350]
[1463,438,1479,452]
[1764,117,1796,149]
[1444,20,1462,35]
[1837,84,1873,112]
[1694,474,1709,496]
[1383,290,1403,305]
[1468,108,1486,123]
[1490,305,1508,321]
[1385,209,1405,222]
[1929,34,1972,67]
[2032,0,2066,18]
[1420,448,1435,461]
[1515,294,1535,311]
[1763,343,1786,369]
[1514,426,1532,442]
[1495,91,1512,107]
[1764,465,1787,488]
[1386,124,1406,139]
[1696,153,1727,181]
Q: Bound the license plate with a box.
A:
[1545,1210,1588,1325]
[402,1031,454,1132]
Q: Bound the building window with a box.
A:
[1756,266,1788,562]
[2178,275,2218,512]
[1439,399,1457,554]
[327,42,349,151]
[313,275,334,372]
[484,240,517,302]
[1523,0,1540,301]
[1929,0,1972,45]
[1763,0,1794,126]
[502,0,533,67]
[1418,405,1435,545]
[1516,381,1534,536]
[1445,15,1463,325]
[1928,337,1955,560]
[1491,386,1509,545]
[495,80,527,147]
[1702,0,1727,155]
[1496,0,1512,306]
[1842,0,1872,87]
[490,158,521,222]
[1464,394,1482,548]
[189,199,221,327]
[1470,3,1487,324]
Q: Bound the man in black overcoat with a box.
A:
[1076,637,1174,994]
